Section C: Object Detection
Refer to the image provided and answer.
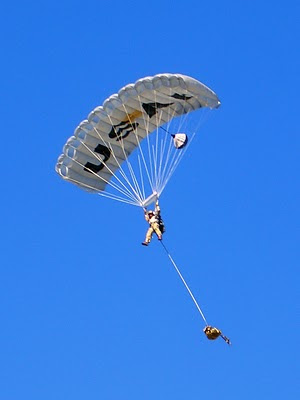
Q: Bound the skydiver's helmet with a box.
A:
[148,211,154,217]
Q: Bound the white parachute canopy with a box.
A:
[56,73,220,207]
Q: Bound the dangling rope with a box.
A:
[160,240,208,326]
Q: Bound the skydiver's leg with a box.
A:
[152,222,162,240]
[145,227,154,243]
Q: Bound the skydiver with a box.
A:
[142,200,165,246]
[203,325,231,345]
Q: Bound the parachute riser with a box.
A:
[141,191,158,209]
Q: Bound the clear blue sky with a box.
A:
[1,1,299,399]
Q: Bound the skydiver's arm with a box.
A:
[144,211,149,222]
[155,201,160,214]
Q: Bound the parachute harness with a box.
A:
[160,240,208,326]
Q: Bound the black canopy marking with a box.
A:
[171,93,192,101]
[142,102,173,118]
[84,143,111,174]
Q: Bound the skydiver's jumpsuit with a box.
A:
[144,203,162,244]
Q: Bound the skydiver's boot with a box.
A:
[142,241,149,246]
[157,235,162,240]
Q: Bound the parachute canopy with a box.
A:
[56,73,220,206]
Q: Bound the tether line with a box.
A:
[160,241,208,325]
